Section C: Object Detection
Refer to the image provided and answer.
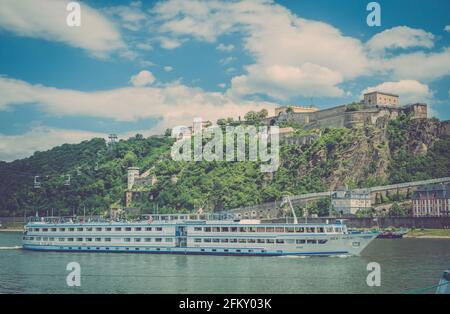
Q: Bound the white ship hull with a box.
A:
[22,218,377,257]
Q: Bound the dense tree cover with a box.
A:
[387,114,450,183]
[0,136,173,217]
[1,114,449,217]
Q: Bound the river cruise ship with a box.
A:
[22,214,377,256]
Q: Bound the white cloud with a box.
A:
[152,1,450,100]
[0,126,104,162]
[230,63,344,100]
[218,83,226,88]
[217,43,234,52]
[361,80,434,105]
[159,37,182,49]
[164,66,174,72]
[0,0,125,58]
[219,56,236,65]
[445,25,450,32]
[378,48,450,81]
[0,76,277,131]
[129,70,156,87]
[106,2,148,31]
[366,26,434,54]
[152,0,368,99]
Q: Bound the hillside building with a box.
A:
[331,188,371,216]
[363,91,399,106]
[412,184,450,217]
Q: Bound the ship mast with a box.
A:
[282,195,298,224]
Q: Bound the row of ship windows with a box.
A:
[24,236,172,243]
[194,238,328,244]
[52,247,269,254]
[27,226,342,233]
[195,226,340,233]
[24,236,327,245]
[28,227,164,232]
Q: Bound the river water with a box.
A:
[0,232,448,294]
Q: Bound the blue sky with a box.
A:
[0,0,449,161]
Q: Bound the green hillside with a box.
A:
[0,114,449,217]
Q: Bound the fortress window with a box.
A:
[96,227,102,231]
[106,227,112,231]
[105,238,111,242]
[248,227,256,233]
[220,239,229,243]
[95,238,101,242]
[238,227,246,232]
[326,227,333,233]
[194,227,202,231]
[124,238,131,242]
[307,240,317,244]
[317,227,325,233]
[134,238,141,242]
[58,238,65,242]
[76,238,83,242]
[35,237,41,241]
[42,228,48,232]
[156,227,163,232]
[306,227,315,233]
[276,239,285,244]
[86,238,92,242]
[49,237,54,241]
[67,238,74,242]
[257,227,265,232]
[59,228,65,232]
[212,239,220,243]
[296,239,306,244]
[266,227,274,232]
[257,239,265,243]
[286,239,295,244]
[42,237,48,241]
[212,227,220,232]
[266,239,275,244]
[203,238,211,243]
[334,227,342,233]
[125,227,132,231]
[135,227,142,231]
[166,238,173,242]
[230,227,238,232]
[29,237,34,240]
[318,240,328,244]
[248,239,256,243]
[68,228,74,232]
[155,238,162,242]
[145,227,152,231]
[221,227,229,232]
[275,227,284,233]
[194,238,201,243]
[86,228,92,232]
[295,227,304,233]
[204,227,211,232]
[229,239,237,243]
[115,227,122,231]
[51,228,57,232]
[34,228,40,232]
[77,228,83,232]
[238,239,246,243]
[286,227,295,233]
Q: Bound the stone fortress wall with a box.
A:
[266,91,428,129]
